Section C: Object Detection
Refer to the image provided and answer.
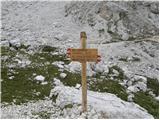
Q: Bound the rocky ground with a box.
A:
[1,1,159,119]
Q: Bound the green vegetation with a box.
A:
[41,45,57,52]
[132,56,141,62]
[1,44,80,105]
[32,111,52,119]
[108,31,122,41]
[64,104,73,109]
[133,92,159,119]
[1,45,69,105]
[119,11,127,19]
[128,36,136,41]
[89,79,128,101]
[2,66,53,104]
[1,45,159,118]
[108,65,127,81]
[147,77,159,96]
[98,29,105,37]
[2,45,128,105]
[18,44,30,50]
[118,57,128,62]
[1,46,10,56]
[59,70,81,87]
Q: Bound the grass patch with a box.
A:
[30,53,69,65]
[32,111,52,119]
[88,65,128,101]
[1,45,69,105]
[108,65,127,81]
[128,36,136,41]
[119,57,128,62]
[1,67,53,104]
[119,11,127,19]
[147,77,159,96]
[89,79,128,101]
[64,104,73,109]
[132,56,141,62]
[41,45,57,52]
[1,46,10,56]
[59,70,81,87]
[18,44,30,50]
[133,92,159,119]
[107,30,123,41]
[1,45,159,119]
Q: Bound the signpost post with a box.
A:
[67,32,101,112]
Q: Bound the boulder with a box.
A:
[54,33,68,41]
[67,62,81,73]
[127,86,139,93]
[41,81,48,85]
[51,83,153,119]
[95,62,109,74]
[34,75,45,82]
[60,73,67,79]
[127,94,134,102]
[135,81,147,92]
[52,61,65,69]
[75,84,81,89]
[133,75,147,84]
[102,65,109,75]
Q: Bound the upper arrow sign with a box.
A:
[70,49,98,62]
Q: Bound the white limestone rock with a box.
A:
[54,33,68,41]
[75,84,81,89]
[135,82,147,92]
[155,96,159,101]
[148,91,156,97]
[102,65,109,75]
[58,64,64,69]
[67,62,81,73]
[127,86,139,93]
[53,78,62,86]
[95,62,108,73]
[128,94,134,102]
[41,81,48,85]
[9,76,14,80]
[34,75,45,82]
[112,69,119,76]
[134,75,147,84]
[60,73,67,79]
[52,61,64,69]
[9,38,21,47]
[51,84,153,119]
[126,80,133,87]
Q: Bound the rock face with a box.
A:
[65,1,159,43]
[50,83,153,119]
[64,1,159,80]
[1,1,158,80]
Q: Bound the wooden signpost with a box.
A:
[67,32,101,112]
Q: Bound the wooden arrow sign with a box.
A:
[67,32,101,112]
[70,49,98,62]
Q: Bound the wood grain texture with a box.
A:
[81,32,87,112]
